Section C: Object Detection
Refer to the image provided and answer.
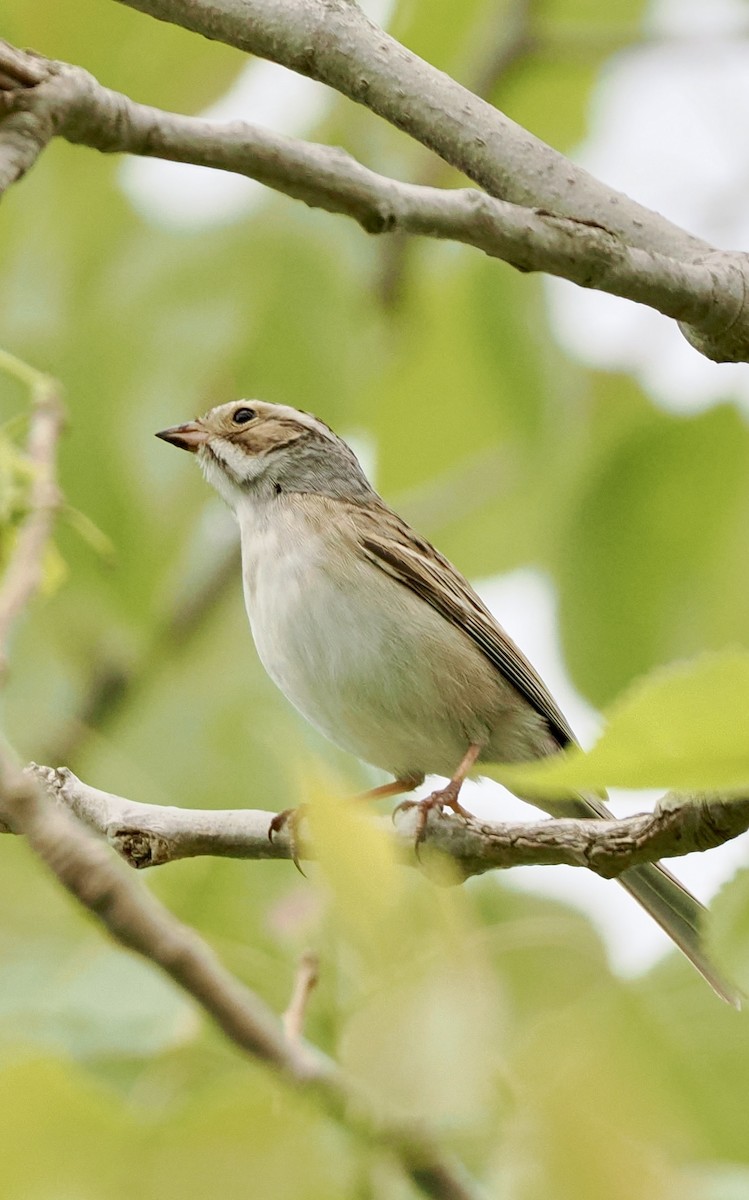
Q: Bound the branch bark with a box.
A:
[16,764,749,882]
[0,352,481,1197]
[377,0,541,306]
[2,35,749,362]
[282,951,320,1042]
[0,755,486,1200]
[108,0,702,253]
[106,0,749,363]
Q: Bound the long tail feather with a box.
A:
[555,793,741,1007]
[619,860,740,1008]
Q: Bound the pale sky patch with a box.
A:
[546,0,749,414]
[119,0,395,229]
[458,567,748,977]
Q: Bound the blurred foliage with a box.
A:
[492,649,749,795]
[0,423,36,576]
[1,0,749,1196]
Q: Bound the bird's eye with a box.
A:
[232,407,256,425]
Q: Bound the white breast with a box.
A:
[236,496,507,779]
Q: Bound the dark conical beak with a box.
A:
[155,422,209,453]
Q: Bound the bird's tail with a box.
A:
[618,860,739,1007]
[561,793,741,1008]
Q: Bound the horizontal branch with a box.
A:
[2,40,749,362]
[16,764,749,881]
[113,0,704,257]
[0,756,485,1200]
[107,0,749,364]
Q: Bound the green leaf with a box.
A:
[0,939,199,1059]
[0,1056,133,1200]
[485,650,749,796]
[302,765,404,960]
[555,401,749,707]
[339,946,503,1129]
[40,541,68,597]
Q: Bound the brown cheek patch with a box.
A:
[234,417,306,455]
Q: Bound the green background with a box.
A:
[2,0,749,1195]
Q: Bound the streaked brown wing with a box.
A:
[355,502,576,750]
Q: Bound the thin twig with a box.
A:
[0,756,485,1200]
[0,351,65,676]
[282,951,320,1042]
[43,542,242,766]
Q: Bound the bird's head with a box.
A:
[156,399,375,509]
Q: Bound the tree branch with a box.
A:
[0,387,481,1200]
[282,950,320,1042]
[2,37,749,362]
[109,0,700,253]
[377,0,542,306]
[0,755,486,1200]
[105,0,749,363]
[15,764,749,881]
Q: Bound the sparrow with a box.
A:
[156,399,738,1006]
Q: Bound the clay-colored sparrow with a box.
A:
[157,399,737,1005]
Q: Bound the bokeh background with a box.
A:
[3,0,749,1195]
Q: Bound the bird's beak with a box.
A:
[155,422,209,453]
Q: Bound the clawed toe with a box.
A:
[393,787,471,854]
[268,808,293,839]
[268,805,308,875]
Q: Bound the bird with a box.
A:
[156,398,739,1006]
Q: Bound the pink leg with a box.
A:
[357,774,424,802]
[396,744,482,845]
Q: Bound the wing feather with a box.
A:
[354,503,576,750]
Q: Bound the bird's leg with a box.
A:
[395,744,481,847]
[357,774,425,802]
[269,774,425,872]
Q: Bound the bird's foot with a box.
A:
[394,781,471,852]
[268,775,424,875]
[268,805,308,876]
